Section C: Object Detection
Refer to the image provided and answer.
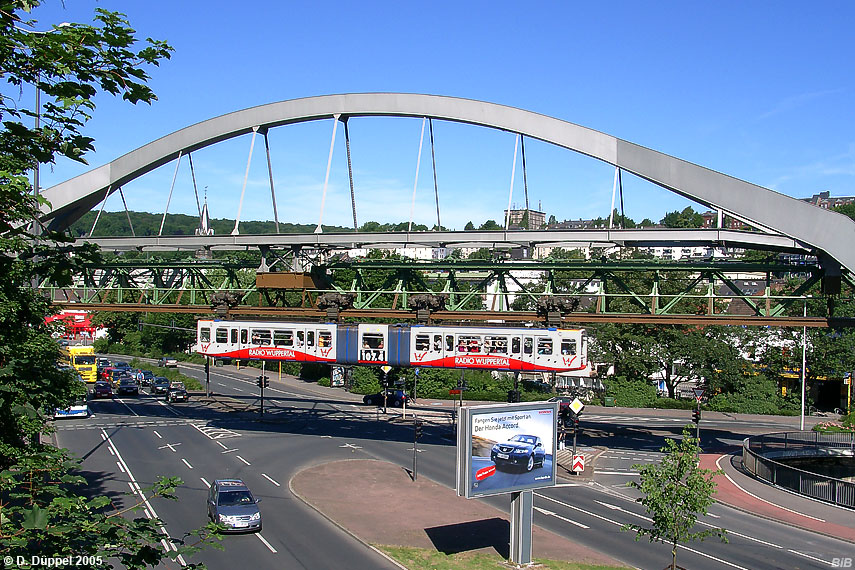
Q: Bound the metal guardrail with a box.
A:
[742,431,855,509]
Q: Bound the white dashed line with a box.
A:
[181,458,193,469]
[262,473,281,487]
[255,533,277,553]
[236,455,251,466]
[200,477,211,488]
[153,430,162,439]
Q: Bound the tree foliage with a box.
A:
[0,2,221,566]
[623,427,726,569]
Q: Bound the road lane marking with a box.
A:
[788,550,833,566]
[200,477,210,488]
[221,448,237,454]
[101,429,187,566]
[593,471,637,475]
[340,443,363,450]
[181,458,193,469]
[115,398,140,417]
[534,506,589,528]
[236,455,251,466]
[158,442,182,452]
[153,430,162,439]
[262,473,281,487]
[108,447,115,456]
[714,455,825,522]
[255,533,277,553]
[116,461,125,473]
[216,441,228,449]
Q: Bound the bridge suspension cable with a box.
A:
[315,114,340,234]
[429,118,441,230]
[408,117,426,232]
[504,134,519,231]
[343,117,358,231]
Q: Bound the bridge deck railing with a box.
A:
[742,431,855,510]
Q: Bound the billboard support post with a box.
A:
[509,490,533,566]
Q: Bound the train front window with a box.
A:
[415,335,430,351]
[274,330,293,347]
[200,327,211,342]
[561,339,576,355]
[536,338,553,355]
[216,328,228,343]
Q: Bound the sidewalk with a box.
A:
[291,459,628,568]
[699,451,855,543]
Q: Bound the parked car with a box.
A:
[207,479,262,532]
[490,434,546,472]
[91,381,112,399]
[150,377,170,396]
[158,357,178,368]
[116,376,139,396]
[363,389,409,407]
[166,381,188,403]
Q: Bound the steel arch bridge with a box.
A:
[37,93,855,324]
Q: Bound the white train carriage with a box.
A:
[196,320,586,373]
[197,320,337,364]
[406,325,586,372]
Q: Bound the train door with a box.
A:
[317,328,334,362]
[535,334,557,369]
[239,327,249,355]
[521,335,536,370]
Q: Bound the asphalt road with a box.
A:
[53,361,853,570]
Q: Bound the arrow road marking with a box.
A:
[340,443,363,450]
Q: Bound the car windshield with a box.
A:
[510,435,536,445]
[170,383,185,390]
[218,490,254,506]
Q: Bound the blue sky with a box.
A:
[27,1,855,231]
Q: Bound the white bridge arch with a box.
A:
[40,93,855,274]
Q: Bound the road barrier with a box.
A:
[742,431,855,509]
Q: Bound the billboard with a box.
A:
[456,402,558,498]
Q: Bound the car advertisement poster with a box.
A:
[456,402,558,498]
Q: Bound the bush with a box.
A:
[350,367,381,395]
[300,363,329,381]
[603,376,657,408]
[842,412,855,427]
[317,377,331,388]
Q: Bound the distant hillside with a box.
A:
[69,211,353,237]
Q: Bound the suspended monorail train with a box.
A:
[196,320,587,373]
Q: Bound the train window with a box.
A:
[200,327,211,342]
[415,334,430,351]
[523,338,533,354]
[433,335,443,351]
[485,336,508,354]
[457,335,482,353]
[297,331,304,347]
[215,328,228,343]
[231,329,238,344]
[251,329,272,346]
[512,337,521,353]
[240,329,248,344]
[318,331,332,347]
[536,338,553,355]
[445,335,454,351]
[361,333,385,361]
[307,331,315,347]
[561,339,576,355]
[274,330,293,347]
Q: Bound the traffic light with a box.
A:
[560,407,572,427]
[507,390,520,403]
[692,408,701,424]
[414,420,424,440]
[257,375,269,388]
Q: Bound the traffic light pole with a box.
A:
[205,356,210,398]
[413,416,422,481]
[258,361,268,418]
[695,402,700,442]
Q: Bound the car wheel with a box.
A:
[526,455,534,472]
[363,396,371,405]
[392,399,403,408]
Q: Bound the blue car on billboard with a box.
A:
[490,434,545,472]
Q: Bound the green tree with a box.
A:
[0,2,220,566]
[464,221,475,230]
[623,427,727,570]
[833,203,855,221]
[479,219,502,230]
[660,206,704,228]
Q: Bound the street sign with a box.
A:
[449,389,461,395]
[569,398,585,415]
[381,365,392,374]
[572,454,585,472]
[692,388,706,403]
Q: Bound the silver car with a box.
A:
[207,479,262,532]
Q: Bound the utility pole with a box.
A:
[205,356,210,398]
[257,360,269,417]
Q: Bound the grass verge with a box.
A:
[375,545,627,570]
[130,358,204,390]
